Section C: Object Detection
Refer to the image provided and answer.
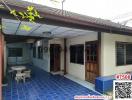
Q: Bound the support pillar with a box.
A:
[64,38,67,75]
[98,32,101,76]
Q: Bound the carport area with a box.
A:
[0,1,105,99]
[1,18,101,100]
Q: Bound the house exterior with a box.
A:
[0,0,132,99]
[48,32,132,79]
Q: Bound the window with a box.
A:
[38,46,43,59]
[126,44,132,64]
[70,44,84,64]
[116,42,132,66]
[8,48,23,57]
[77,45,84,64]
[70,45,76,63]
[33,47,36,58]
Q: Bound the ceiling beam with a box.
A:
[14,21,21,35]
[4,34,44,43]
[28,24,43,36]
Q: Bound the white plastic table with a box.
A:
[11,66,26,73]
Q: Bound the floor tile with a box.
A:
[2,65,101,100]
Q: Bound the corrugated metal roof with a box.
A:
[1,0,132,31]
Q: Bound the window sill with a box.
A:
[116,64,132,67]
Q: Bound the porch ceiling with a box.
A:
[2,18,95,38]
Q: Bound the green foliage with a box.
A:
[18,12,25,19]
[20,25,32,31]
[10,10,18,16]
[0,25,6,30]
[0,24,31,32]
[10,6,42,23]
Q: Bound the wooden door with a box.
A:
[50,44,61,72]
[85,41,99,83]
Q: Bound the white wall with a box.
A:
[7,43,31,65]
[48,38,64,71]
[67,32,98,80]
[31,39,49,72]
[32,38,64,72]
[101,33,132,76]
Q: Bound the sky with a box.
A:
[25,0,132,26]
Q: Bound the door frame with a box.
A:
[50,44,61,72]
[85,40,100,83]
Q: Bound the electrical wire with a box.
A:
[0,0,20,21]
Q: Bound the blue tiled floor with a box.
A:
[3,65,101,100]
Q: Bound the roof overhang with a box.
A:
[2,18,95,39]
[0,0,132,35]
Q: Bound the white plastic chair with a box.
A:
[15,73,26,83]
[24,70,31,79]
